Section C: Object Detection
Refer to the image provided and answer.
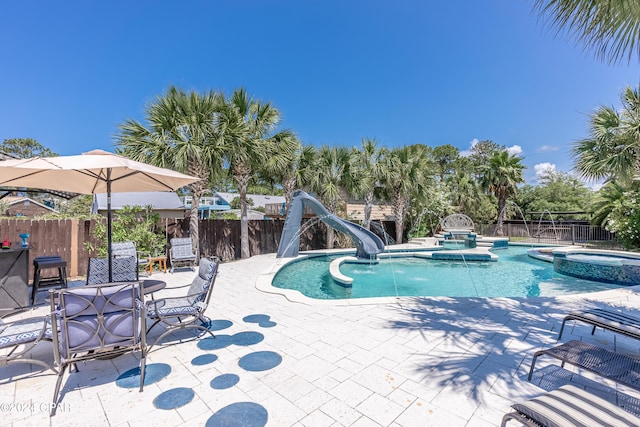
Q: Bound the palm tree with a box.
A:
[533,0,640,64]
[378,145,431,243]
[221,88,290,259]
[573,85,640,182]
[310,145,350,249]
[590,181,627,227]
[447,170,482,215]
[478,150,526,236]
[345,138,383,230]
[262,135,315,215]
[116,86,229,258]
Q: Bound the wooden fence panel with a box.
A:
[0,217,395,280]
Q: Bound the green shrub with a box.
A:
[86,205,165,256]
[605,190,640,251]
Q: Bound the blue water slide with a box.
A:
[276,190,385,259]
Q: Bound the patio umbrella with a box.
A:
[0,149,199,281]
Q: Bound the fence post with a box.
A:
[70,219,79,277]
[571,225,576,245]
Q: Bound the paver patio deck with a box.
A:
[3,252,640,426]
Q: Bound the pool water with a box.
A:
[272,246,625,299]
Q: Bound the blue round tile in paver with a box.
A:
[153,387,195,410]
[242,314,276,328]
[206,319,233,331]
[232,331,264,346]
[210,373,240,390]
[197,334,234,351]
[192,353,219,366]
[238,351,282,372]
[205,402,268,427]
[116,363,171,388]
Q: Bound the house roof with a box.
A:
[2,196,58,212]
[215,192,285,209]
[92,192,185,213]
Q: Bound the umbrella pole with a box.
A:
[107,170,113,282]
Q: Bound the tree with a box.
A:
[479,150,526,236]
[309,145,350,249]
[0,138,57,158]
[57,195,94,218]
[230,196,253,209]
[221,88,292,259]
[432,144,459,183]
[378,145,432,243]
[116,86,230,260]
[590,181,627,227]
[572,85,640,182]
[446,169,483,215]
[260,133,314,215]
[345,138,383,230]
[469,140,503,169]
[533,0,640,64]
[528,170,592,219]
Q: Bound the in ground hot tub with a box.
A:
[552,248,640,286]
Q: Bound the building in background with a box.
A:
[92,192,186,219]
[1,196,57,217]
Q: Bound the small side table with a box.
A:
[145,256,167,276]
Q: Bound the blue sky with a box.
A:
[2,1,638,185]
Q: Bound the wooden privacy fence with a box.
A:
[1,217,623,281]
[0,217,369,280]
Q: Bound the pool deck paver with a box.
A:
[2,252,640,426]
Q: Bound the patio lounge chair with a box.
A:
[86,256,138,285]
[146,258,217,352]
[49,282,147,416]
[502,384,640,426]
[168,237,196,272]
[0,312,55,372]
[528,340,640,392]
[557,308,640,341]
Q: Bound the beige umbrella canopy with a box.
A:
[0,149,199,281]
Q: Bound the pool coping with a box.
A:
[255,245,640,306]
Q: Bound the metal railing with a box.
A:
[476,223,623,249]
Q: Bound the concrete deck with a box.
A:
[2,253,640,426]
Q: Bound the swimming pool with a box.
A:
[271,245,626,299]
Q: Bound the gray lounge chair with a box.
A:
[168,237,197,272]
[502,384,640,426]
[528,340,640,392]
[49,282,147,416]
[557,308,640,341]
[146,258,217,352]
